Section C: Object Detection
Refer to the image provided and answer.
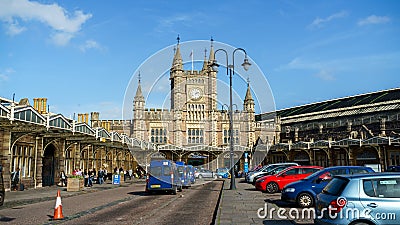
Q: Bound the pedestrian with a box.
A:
[88,169,94,187]
[128,168,133,180]
[59,170,67,187]
[11,167,20,191]
[98,168,104,184]
[84,169,89,187]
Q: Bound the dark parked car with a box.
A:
[281,166,374,208]
[315,172,400,225]
[386,165,400,172]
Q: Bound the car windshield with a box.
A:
[270,166,287,174]
[322,177,349,196]
[217,168,229,173]
[303,170,324,180]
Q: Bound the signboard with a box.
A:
[112,174,121,185]
[244,162,249,173]
[364,164,382,172]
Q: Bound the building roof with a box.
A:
[256,88,400,121]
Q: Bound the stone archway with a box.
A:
[293,150,310,165]
[42,144,56,186]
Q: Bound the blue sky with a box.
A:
[1,0,399,119]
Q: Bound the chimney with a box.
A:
[33,98,47,114]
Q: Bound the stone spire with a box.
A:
[244,78,254,112]
[202,48,208,71]
[134,72,144,102]
[172,35,183,70]
[244,79,253,102]
[208,37,215,62]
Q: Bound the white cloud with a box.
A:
[50,32,74,46]
[0,68,14,82]
[314,69,335,81]
[0,0,92,45]
[79,39,103,52]
[154,13,205,33]
[4,19,26,35]
[309,11,348,29]
[0,73,9,81]
[358,15,390,26]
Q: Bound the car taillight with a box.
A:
[329,198,346,214]
[146,175,149,183]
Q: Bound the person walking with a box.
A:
[11,167,20,191]
[59,170,67,187]
[98,168,104,184]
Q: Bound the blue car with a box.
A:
[281,166,374,208]
[146,160,182,194]
[216,168,230,178]
[315,172,400,225]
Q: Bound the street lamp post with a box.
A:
[211,48,251,190]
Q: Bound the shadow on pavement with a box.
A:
[127,191,148,196]
[0,216,15,222]
[244,188,259,191]
[264,198,297,207]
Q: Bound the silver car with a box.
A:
[194,168,217,179]
[315,172,400,225]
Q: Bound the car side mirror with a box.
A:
[281,173,286,177]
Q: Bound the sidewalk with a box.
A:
[215,178,295,225]
[1,178,145,209]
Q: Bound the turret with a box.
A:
[171,35,183,72]
[133,73,146,140]
[244,79,254,112]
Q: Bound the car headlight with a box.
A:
[257,179,265,183]
[284,188,295,193]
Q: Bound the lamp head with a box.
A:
[242,58,251,71]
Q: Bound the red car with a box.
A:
[255,165,323,193]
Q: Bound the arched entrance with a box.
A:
[313,149,328,167]
[187,152,207,166]
[356,147,379,166]
[293,150,310,165]
[42,144,56,186]
[267,151,288,164]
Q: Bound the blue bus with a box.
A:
[146,160,182,194]
[187,165,196,184]
[176,161,191,188]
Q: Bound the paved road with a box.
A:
[0,180,222,225]
[62,180,222,225]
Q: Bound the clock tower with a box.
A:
[169,37,218,146]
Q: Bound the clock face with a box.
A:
[190,88,202,100]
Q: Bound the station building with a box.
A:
[257,88,400,171]
[1,38,399,190]
[92,39,258,172]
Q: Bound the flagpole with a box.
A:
[191,50,194,73]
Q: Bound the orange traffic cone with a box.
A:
[53,190,64,220]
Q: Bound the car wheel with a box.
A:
[266,182,279,193]
[297,193,314,208]
[198,174,203,179]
